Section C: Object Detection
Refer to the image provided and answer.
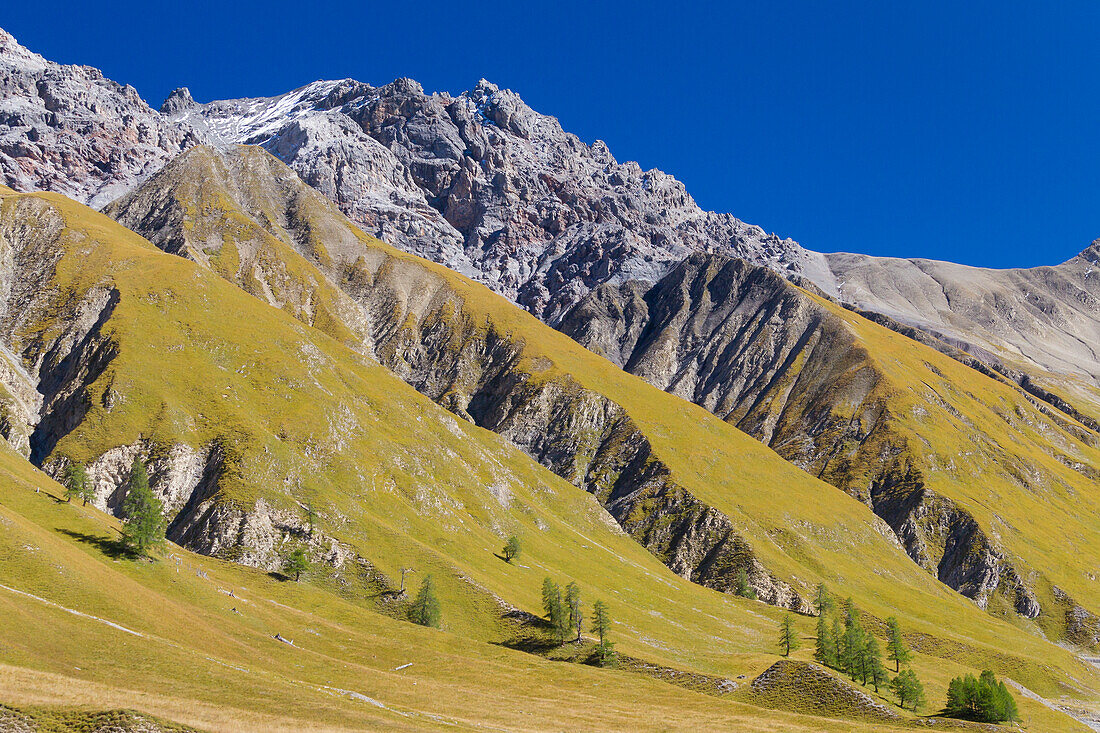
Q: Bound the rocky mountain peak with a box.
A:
[159,86,196,115]
[0,26,202,208]
[0,26,47,73]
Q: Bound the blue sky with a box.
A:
[4,1,1100,267]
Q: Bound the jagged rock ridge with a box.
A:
[5,25,1100,405]
[106,144,814,611]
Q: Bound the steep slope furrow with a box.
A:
[102,145,817,610]
[370,305,810,611]
[559,251,1100,642]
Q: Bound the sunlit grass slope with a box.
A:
[0,451,1090,731]
[1,184,1097,726]
[807,292,1100,630]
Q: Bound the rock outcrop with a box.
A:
[557,252,1100,634]
[106,144,813,611]
[0,29,201,208]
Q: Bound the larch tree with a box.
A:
[541,578,566,644]
[564,581,583,642]
[778,614,800,657]
[734,568,756,600]
[814,614,837,668]
[591,599,615,667]
[502,535,521,563]
[121,457,165,556]
[885,616,912,672]
[410,574,442,628]
[814,583,834,616]
[864,636,889,693]
[283,547,310,581]
[64,462,89,505]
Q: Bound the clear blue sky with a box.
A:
[4,1,1100,267]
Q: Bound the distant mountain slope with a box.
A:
[96,143,1100,672]
[820,248,1100,406]
[4,25,1100,408]
[102,145,857,611]
[13,170,1099,725]
[4,447,1092,731]
[559,253,1100,645]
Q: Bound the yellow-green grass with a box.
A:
[1,185,1097,726]
[803,291,1100,626]
[104,146,1100,648]
[0,452,1020,733]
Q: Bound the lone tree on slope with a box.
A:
[410,574,442,628]
[502,535,521,563]
[121,457,166,556]
[283,547,310,582]
[778,614,801,657]
[64,462,90,505]
[304,500,316,538]
[734,568,757,599]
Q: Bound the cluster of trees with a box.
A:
[945,671,1019,723]
[542,577,614,666]
[804,585,924,711]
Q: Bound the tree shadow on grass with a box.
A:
[494,635,565,654]
[56,529,138,560]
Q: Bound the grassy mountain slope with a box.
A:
[82,147,1100,710]
[558,254,1100,646]
[8,452,973,732]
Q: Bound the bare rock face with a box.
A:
[6,25,1100,406]
[820,248,1100,393]
[0,28,201,208]
[107,144,813,611]
[191,78,819,321]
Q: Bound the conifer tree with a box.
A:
[410,574,442,628]
[64,462,89,505]
[591,599,615,666]
[564,581,583,642]
[283,547,310,581]
[592,599,611,644]
[841,608,866,680]
[830,616,844,669]
[778,614,800,657]
[502,535,521,562]
[121,457,165,556]
[814,583,834,616]
[541,577,566,644]
[305,500,316,537]
[734,568,756,599]
[864,636,889,692]
[885,616,912,672]
[891,669,925,712]
[814,614,837,668]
